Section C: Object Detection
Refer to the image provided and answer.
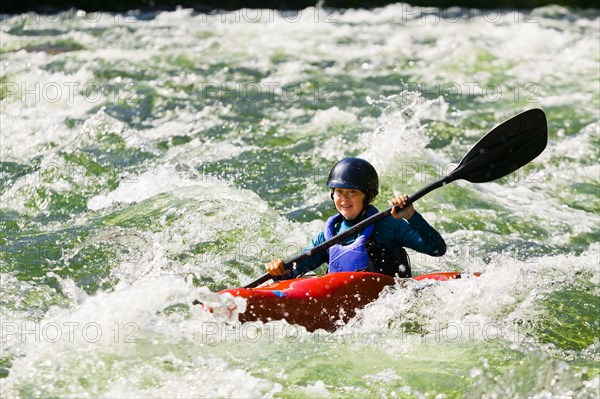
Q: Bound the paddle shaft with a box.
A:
[243,176,451,288]
[286,176,450,266]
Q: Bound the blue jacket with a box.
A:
[283,206,446,279]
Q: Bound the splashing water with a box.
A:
[1,4,599,397]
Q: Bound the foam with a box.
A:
[0,277,282,397]
[1,5,598,396]
[87,165,201,210]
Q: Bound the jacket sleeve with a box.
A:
[277,231,328,279]
[392,212,446,257]
[401,212,446,256]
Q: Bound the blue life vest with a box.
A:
[324,206,378,273]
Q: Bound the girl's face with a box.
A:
[332,188,366,220]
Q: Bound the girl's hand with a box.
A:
[391,194,415,220]
[265,258,289,276]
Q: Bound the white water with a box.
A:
[1,4,599,398]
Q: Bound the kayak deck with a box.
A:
[219,271,471,332]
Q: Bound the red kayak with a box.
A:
[219,271,474,332]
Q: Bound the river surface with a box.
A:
[1,4,599,398]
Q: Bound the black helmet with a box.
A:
[327,157,379,194]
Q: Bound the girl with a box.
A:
[266,158,446,278]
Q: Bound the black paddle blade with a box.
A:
[452,108,548,183]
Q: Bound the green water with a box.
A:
[1,5,599,398]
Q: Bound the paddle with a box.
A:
[243,108,548,289]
